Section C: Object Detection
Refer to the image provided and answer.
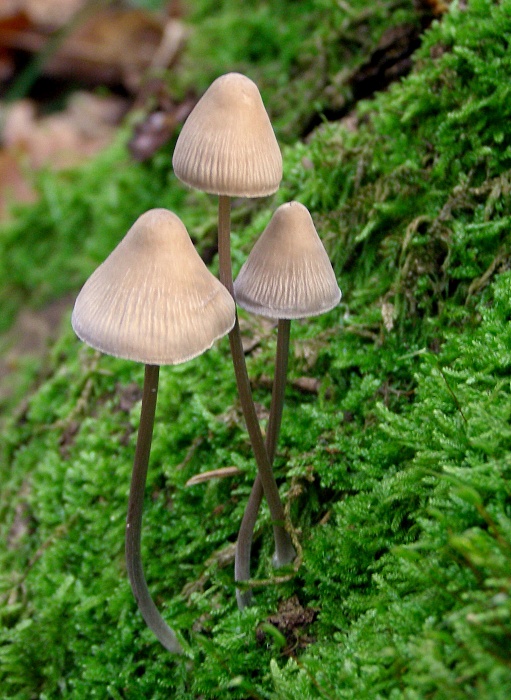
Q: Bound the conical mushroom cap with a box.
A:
[72,209,236,365]
[234,202,341,319]
[172,72,282,197]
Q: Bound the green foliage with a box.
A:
[278,271,511,699]
[278,0,511,333]
[2,0,511,698]
[178,0,421,140]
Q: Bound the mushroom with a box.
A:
[172,72,282,198]
[172,73,295,571]
[233,201,341,607]
[72,208,235,652]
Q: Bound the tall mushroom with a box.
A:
[72,208,235,652]
[172,73,295,569]
[233,201,341,607]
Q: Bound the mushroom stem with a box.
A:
[218,196,295,571]
[217,195,235,296]
[235,318,293,608]
[125,364,183,654]
[266,319,291,464]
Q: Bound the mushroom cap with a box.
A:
[72,209,236,365]
[172,72,282,197]
[234,201,341,319]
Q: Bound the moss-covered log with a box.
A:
[1,0,511,697]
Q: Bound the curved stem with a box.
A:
[218,196,295,572]
[235,476,263,609]
[125,364,182,654]
[235,319,293,608]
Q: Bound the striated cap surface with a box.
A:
[234,201,341,319]
[173,73,282,197]
[72,208,235,364]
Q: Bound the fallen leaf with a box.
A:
[3,92,126,169]
[0,4,187,91]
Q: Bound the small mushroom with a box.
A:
[233,202,341,607]
[234,201,341,319]
[172,73,295,572]
[172,72,282,198]
[72,208,235,365]
[72,208,235,652]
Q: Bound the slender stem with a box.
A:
[218,195,235,296]
[235,319,293,608]
[125,364,182,654]
[235,477,263,609]
[217,195,295,570]
[266,319,291,465]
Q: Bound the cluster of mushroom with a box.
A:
[72,73,341,654]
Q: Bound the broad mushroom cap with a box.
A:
[72,209,236,365]
[234,201,341,319]
[172,72,282,197]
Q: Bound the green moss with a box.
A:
[2,0,511,697]
[177,0,422,140]
[278,0,511,328]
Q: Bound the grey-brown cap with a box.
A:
[172,72,282,197]
[234,201,341,319]
[72,208,236,365]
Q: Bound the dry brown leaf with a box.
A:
[25,0,86,28]
[44,9,168,88]
[48,11,185,91]
[3,92,126,169]
[0,4,186,91]
[0,91,126,220]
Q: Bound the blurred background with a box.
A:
[0,0,191,408]
[0,0,441,412]
[0,0,187,218]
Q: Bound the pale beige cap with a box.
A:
[72,209,235,364]
[172,72,282,197]
[234,202,341,319]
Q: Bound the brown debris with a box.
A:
[254,374,322,395]
[0,92,126,220]
[0,4,186,90]
[116,382,143,413]
[416,0,450,17]
[257,595,318,655]
[351,24,422,101]
[128,93,196,161]
[185,466,242,487]
[58,419,80,456]
[3,92,126,169]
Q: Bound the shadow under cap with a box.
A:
[234,201,342,319]
[172,72,282,197]
[72,208,236,365]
